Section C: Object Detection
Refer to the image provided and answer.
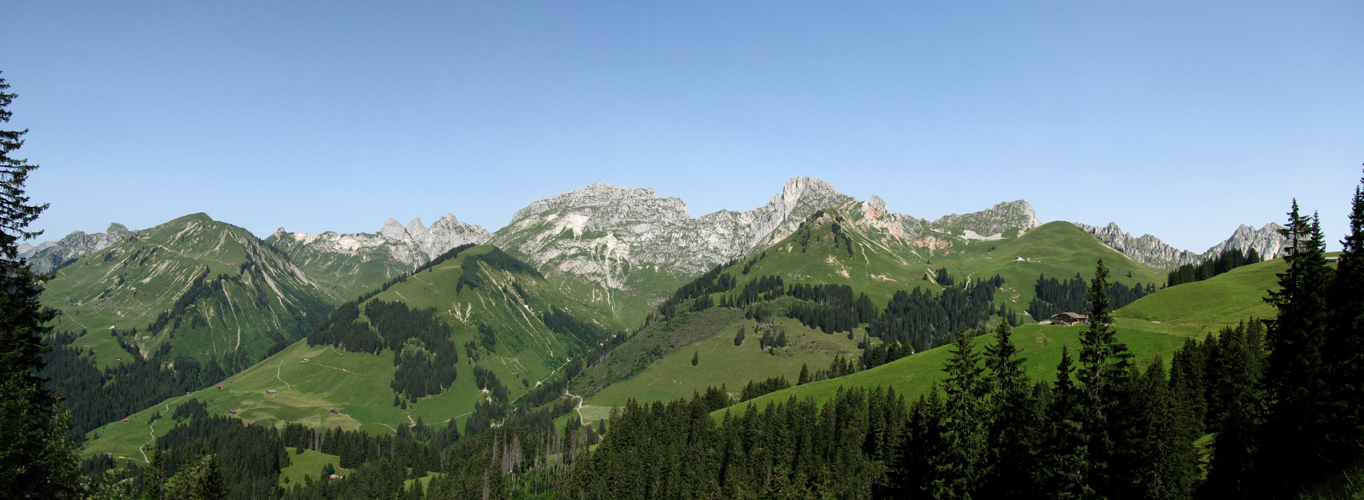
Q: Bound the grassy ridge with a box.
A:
[721,256,1287,419]
[43,213,333,368]
[80,244,630,461]
[585,316,862,408]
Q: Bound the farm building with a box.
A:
[217,385,223,390]
[330,408,339,414]
[1051,312,1089,326]
[266,390,277,395]
[227,409,236,415]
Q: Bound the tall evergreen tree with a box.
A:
[1206,322,1262,499]
[0,71,80,499]
[1075,259,1133,496]
[1129,357,1195,500]
[981,320,1040,498]
[1038,346,1092,498]
[934,332,989,498]
[1322,171,1364,468]
[1256,200,1333,495]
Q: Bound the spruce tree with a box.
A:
[981,320,1040,498]
[1323,171,1364,467]
[0,72,80,499]
[1206,323,1262,499]
[1038,346,1092,498]
[1130,357,1195,499]
[934,332,989,498]
[1075,259,1133,496]
[1256,200,1333,494]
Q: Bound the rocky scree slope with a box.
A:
[1075,221,1285,269]
[266,214,490,300]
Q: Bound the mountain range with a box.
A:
[40,175,1299,471]
[28,176,1283,286]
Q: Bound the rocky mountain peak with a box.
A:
[931,200,1042,236]
[21,222,138,274]
[1075,221,1286,270]
[380,218,408,241]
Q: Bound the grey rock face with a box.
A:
[1074,221,1285,269]
[488,177,856,295]
[272,214,491,268]
[931,200,1043,238]
[22,223,134,274]
[489,177,1047,298]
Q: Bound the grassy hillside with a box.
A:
[922,221,1168,315]
[263,232,415,303]
[558,209,1169,419]
[1116,257,1286,329]
[725,210,1163,316]
[584,315,861,408]
[42,213,333,370]
[721,255,1289,419]
[80,244,629,460]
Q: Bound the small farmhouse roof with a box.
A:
[1052,312,1088,321]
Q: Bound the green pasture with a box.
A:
[587,316,862,408]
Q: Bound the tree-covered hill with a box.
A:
[725,255,1291,418]
[76,244,629,461]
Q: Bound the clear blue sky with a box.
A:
[3,1,1361,252]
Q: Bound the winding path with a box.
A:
[276,358,292,390]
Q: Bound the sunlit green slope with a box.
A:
[723,256,1290,418]
[42,213,333,370]
[80,244,627,460]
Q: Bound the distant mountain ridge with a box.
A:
[1074,221,1286,269]
[265,214,490,300]
[20,222,134,274]
[488,177,1049,302]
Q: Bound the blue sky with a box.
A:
[3,1,1361,251]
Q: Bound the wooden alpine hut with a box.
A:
[1050,312,1089,326]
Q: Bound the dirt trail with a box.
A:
[137,396,185,463]
[276,358,292,390]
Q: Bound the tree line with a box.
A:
[1026,272,1155,320]
[1167,248,1263,287]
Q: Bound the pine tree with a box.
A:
[692,351,699,366]
[798,364,810,385]
[1206,323,1262,499]
[1323,171,1364,467]
[981,320,1040,498]
[934,332,989,498]
[140,447,166,500]
[1256,200,1333,494]
[1129,357,1195,499]
[1038,346,1092,498]
[0,71,80,500]
[1075,259,1133,496]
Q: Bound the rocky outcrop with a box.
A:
[1075,221,1285,269]
[489,177,1047,299]
[273,214,490,268]
[21,223,135,274]
[266,214,490,299]
[931,200,1043,239]
[1205,223,1286,262]
[489,177,854,291]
